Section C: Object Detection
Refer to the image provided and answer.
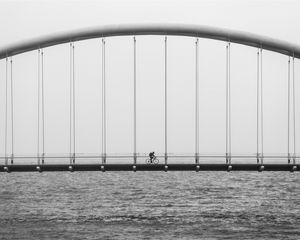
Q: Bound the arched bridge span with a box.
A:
[0,24,299,172]
[1,23,300,59]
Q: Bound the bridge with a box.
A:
[0,23,299,172]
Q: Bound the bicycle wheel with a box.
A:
[153,158,159,164]
[146,159,151,164]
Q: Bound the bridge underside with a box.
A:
[0,163,298,172]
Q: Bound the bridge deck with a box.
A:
[0,164,298,172]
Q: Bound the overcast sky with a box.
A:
[0,0,299,162]
[1,0,300,44]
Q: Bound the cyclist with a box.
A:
[149,152,155,162]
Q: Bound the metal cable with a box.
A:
[228,42,231,163]
[102,38,106,164]
[164,36,168,165]
[101,39,103,163]
[72,44,75,164]
[256,49,260,163]
[101,39,104,163]
[41,49,45,163]
[37,49,40,165]
[288,57,291,162]
[226,44,228,159]
[104,39,106,163]
[69,42,73,164]
[133,36,137,164]
[225,43,229,163]
[10,57,14,164]
[5,58,8,165]
[292,55,296,164]
[195,38,199,164]
[260,47,264,164]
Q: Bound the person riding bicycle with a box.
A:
[149,152,155,161]
[146,151,158,164]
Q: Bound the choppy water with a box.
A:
[0,172,299,239]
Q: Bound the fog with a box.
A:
[0,0,299,158]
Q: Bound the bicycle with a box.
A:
[146,156,159,164]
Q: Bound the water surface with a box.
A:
[0,172,299,239]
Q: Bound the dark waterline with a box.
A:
[0,172,299,239]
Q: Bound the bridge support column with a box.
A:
[291,165,297,172]
[164,164,168,172]
[227,165,232,172]
[258,165,264,172]
[36,166,42,172]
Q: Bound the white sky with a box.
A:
[0,0,299,160]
